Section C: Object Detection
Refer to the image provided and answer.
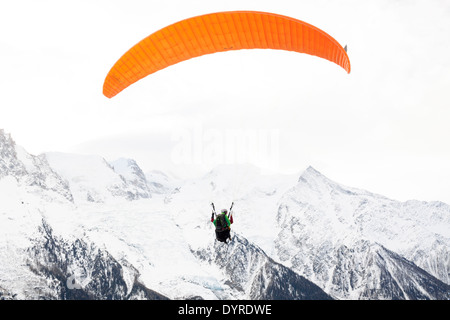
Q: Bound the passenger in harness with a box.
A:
[211,203,234,243]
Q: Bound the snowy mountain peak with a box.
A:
[303,165,322,176]
[110,157,151,199]
[0,129,14,147]
[111,158,142,179]
[298,166,335,186]
[276,165,450,298]
[0,129,24,178]
[0,130,73,202]
[297,165,383,201]
[45,152,152,203]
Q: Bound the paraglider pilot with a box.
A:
[211,203,234,243]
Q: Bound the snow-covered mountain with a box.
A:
[274,166,450,299]
[0,129,72,203]
[0,129,449,300]
[45,152,152,203]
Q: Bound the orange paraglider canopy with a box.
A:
[103,11,350,98]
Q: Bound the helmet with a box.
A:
[221,209,228,214]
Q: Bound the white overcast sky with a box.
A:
[1,0,450,204]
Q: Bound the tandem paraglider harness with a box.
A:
[211,202,234,243]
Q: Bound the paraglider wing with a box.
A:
[103,11,351,98]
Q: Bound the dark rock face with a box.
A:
[194,235,332,300]
[26,219,168,300]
